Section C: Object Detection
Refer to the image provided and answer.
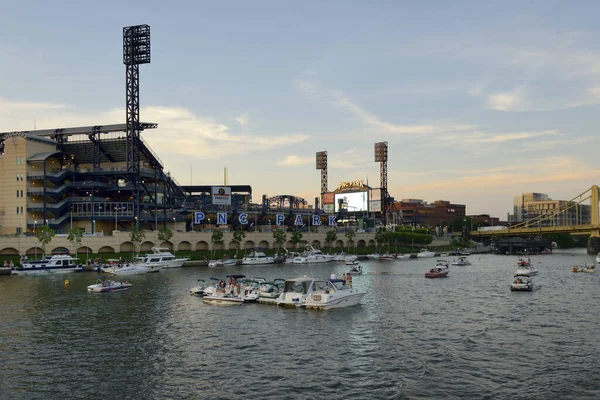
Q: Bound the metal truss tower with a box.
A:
[375,142,389,225]
[316,151,328,210]
[123,24,151,228]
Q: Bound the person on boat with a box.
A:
[3,260,8,268]
[9,260,14,268]
[347,274,353,288]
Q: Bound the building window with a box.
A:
[16,207,19,214]
[16,190,19,198]
[20,206,23,214]
[20,190,23,197]
[16,227,22,235]
[16,174,19,181]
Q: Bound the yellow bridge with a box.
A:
[471,185,600,239]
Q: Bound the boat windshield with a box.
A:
[283,280,312,294]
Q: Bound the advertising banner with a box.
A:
[212,186,231,205]
[323,192,334,204]
[323,204,335,213]
[369,200,381,212]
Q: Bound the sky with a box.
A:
[1,0,600,219]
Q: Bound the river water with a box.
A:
[1,250,599,400]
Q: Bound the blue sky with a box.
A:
[2,0,600,219]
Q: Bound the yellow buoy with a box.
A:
[64,279,70,286]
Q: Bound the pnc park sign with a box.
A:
[194,212,337,227]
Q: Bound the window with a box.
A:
[16,207,19,214]
[20,206,23,214]
[20,190,23,197]
[16,190,19,198]
[16,227,22,235]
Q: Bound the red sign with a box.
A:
[323,192,334,204]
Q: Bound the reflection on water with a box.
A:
[1,250,600,399]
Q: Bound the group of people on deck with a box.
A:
[330,272,352,287]
[3,260,15,268]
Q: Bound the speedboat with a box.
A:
[596,252,600,264]
[331,251,350,261]
[135,247,190,270]
[304,279,367,310]
[276,276,317,307]
[396,254,411,260]
[517,257,531,266]
[515,264,539,276]
[348,265,363,275]
[417,248,436,258]
[511,275,533,292]
[425,260,450,278]
[240,249,275,265]
[190,278,219,296]
[366,253,381,260]
[107,264,152,275]
[451,256,471,266]
[584,264,597,273]
[292,245,334,264]
[379,253,396,261]
[208,258,238,267]
[345,258,360,266]
[11,254,84,275]
[87,276,132,293]
[257,279,285,304]
[202,293,244,305]
[344,255,358,263]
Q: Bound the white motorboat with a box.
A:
[276,276,318,307]
[11,254,84,275]
[257,279,285,304]
[240,249,275,265]
[595,252,600,264]
[202,293,244,305]
[344,255,358,263]
[331,251,350,261]
[292,245,334,264]
[87,276,132,293]
[347,265,364,275]
[425,260,450,278]
[396,254,411,260]
[345,259,360,266]
[366,253,381,260]
[304,279,367,310]
[515,265,539,276]
[451,256,471,266]
[190,278,218,296]
[208,258,238,267]
[109,264,153,275]
[417,248,436,258]
[135,247,190,270]
[511,275,533,292]
[379,253,396,261]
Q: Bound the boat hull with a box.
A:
[304,291,366,310]
[424,272,449,278]
[202,295,244,305]
[87,283,132,293]
[511,284,533,292]
[11,267,83,275]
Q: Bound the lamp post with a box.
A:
[92,219,96,234]
[115,206,118,231]
[34,220,37,259]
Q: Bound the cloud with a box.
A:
[487,90,524,111]
[277,155,313,166]
[296,79,475,135]
[235,113,248,134]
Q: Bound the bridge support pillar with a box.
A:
[587,236,600,255]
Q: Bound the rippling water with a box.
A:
[1,250,600,399]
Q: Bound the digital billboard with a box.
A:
[335,191,368,212]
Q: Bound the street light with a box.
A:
[34,220,37,259]
[92,220,96,234]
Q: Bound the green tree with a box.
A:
[374,228,388,252]
[36,224,55,257]
[67,227,84,255]
[291,231,303,251]
[325,230,337,252]
[345,229,356,253]
[130,227,146,257]
[273,229,287,253]
[157,227,173,243]
[232,230,246,256]
[211,228,224,258]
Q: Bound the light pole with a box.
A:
[70,205,73,230]
[34,220,37,259]
[115,206,118,231]
[92,219,96,234]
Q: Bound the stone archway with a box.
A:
[196,241,209,251]
[178,241,191,251]
[0,247,20,256]
[98,246,116,254]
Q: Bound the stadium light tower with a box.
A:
[123,24,151,229]
[374,142,389,225]
[316,151,328,210]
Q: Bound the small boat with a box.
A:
[240,248,275,265]
[344,255,358,263]
[511,275,533,292]
[596,252,600,264]
[515,264,539,276]
[208,258,238,267]
[107,264,152,275]
[517,257,531,266]
[304,279,367,310]
[379,253,396,261]
[348,265,363,275]
[331,251,350,261]
[451,256,471,266]
[190,278,217,296]
[87,276,132,293]
[202,293,244,305]
[345,259,360,266]
[276,276,318,307]
[292,245,334,264]
[396,254,411,260]
[135,247,190,270]
[417,248,436,258]
[258,279,285,304]
[366,253,381,260]
[425,260,450,278]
